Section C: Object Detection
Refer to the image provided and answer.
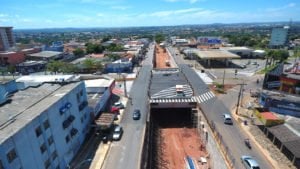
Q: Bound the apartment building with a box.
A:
[0,81,90,169]
[0,27,15,51]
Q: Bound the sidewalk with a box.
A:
[89,142,112,169]
[89,97,129,169]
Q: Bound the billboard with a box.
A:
[198,37,222,45]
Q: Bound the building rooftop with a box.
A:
[262,90,300,103]
[193,49,240,59]
[0,82,81,144]
[149,68,193,99]
[28,51,62,58]
[17,75,80,84]
[84,78,114,89]
[260,112,279,120]
[220,46,253,51]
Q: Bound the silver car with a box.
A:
[241,155,260,169]
[112,125,123,141]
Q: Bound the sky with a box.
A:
[0,0,299,29]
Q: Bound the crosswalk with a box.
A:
[193,91,215,104]
[150,91,215,104]
[151,84,193,98]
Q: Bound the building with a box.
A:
[0,51,25,65]
[84,77,115,117]
[105,58,133,73]
[16,60,47,75]
[269,27,289,48]
[0,80,90,169]
[184,49,240,67]
[220,47,254,58]
[262,124,300,168]
[259,90,300,117]
[0,27,14,51]
[27,51,63,61]
[46,41,64,52]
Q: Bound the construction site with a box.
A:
[145,44,210,169]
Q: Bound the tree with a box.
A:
[155,34,165,44]
[85,43,105,54]
[107,54,121,61]
[94,61,104,72]
[83,59,96,69]
[73,48,85,57]
[47,60,64,74]
[106,43,123,52]
[60,63,78,74]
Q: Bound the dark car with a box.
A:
[133,109,141,120]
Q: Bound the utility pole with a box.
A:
[222,70,225,88]
[235,82,246,115]
[123,74,127,97]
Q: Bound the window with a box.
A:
[7,148,17,163]
[80,90,83,96]
[40,143,47,154]
[80,117,84,123]
[35,126,42,137]
[70,128,78,137]
[48,136,54,146]
[65,135,70,143]
[44,158,51,169]
[51,151,57,160]
[76,93,80,103]
[0,160,4,169]
[55,165,60,169]
[43,120,50,130]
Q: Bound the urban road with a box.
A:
[102,44,154,169]
[168,46,272,169]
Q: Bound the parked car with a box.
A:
[111,107,120,114]
[112,125,123,141]
[113,102,125,109]
[241,156,260,169]
[223,113,233,125]
[133,109,141,120]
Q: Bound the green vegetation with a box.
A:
[107,54,121,61]
[46,60,65,74]
[85,43,105,54]
[155,34,165,44]
[106,43,124,52]
[73,48,85,57]
[224,34,269,48]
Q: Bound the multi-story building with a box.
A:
[269,27,289,48]
[0,79,90,169]
[0,27,15,51]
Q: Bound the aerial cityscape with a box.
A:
[0,0,300,169]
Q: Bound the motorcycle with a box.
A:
[244,138,252,149]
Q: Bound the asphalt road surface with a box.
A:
[102,44,154,169]
[168,46,273,169]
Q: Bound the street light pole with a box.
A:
[235,82,246,115]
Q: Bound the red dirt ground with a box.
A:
[158,128,209,169]
[155,45,171,68]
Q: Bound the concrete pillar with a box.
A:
[225,59,229,67]
[207,59,211,67]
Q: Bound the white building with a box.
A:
[269,27,289,47]
[0,80,90,169]
[84,77,115,117]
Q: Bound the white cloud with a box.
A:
[266,2,296,12]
